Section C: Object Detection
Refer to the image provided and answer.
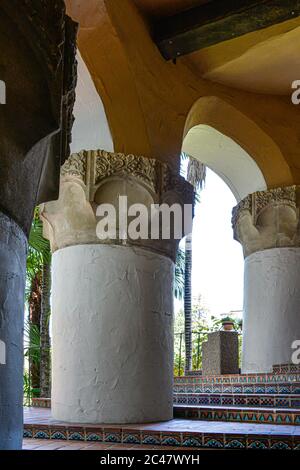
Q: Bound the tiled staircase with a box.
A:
[174,366,300,426]
[25,365,300,450]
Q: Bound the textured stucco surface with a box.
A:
[51,244,174,423]
[0,212,27,449]
[243,247,300,373]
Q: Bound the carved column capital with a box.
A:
[232,186,300,258]
[41,150,194,261]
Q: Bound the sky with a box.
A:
[177,168,244,317]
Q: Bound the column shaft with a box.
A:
[51,245,174,423]
[0,213,27,449]
[243,248,300,373]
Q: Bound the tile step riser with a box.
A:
[174,385,300,394]
[174,408,300,426]
[175,374,300,385]
[22,426,300,450]
[174,395,300,408]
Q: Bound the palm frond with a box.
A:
[28,215,51,264]
[24,321,41,363]
[187,157,206,191]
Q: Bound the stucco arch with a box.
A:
[183,96,292,200]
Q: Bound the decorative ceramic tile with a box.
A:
[23,428,33,438]
[204,435,224,448]
[67,428,85,441]
[275,397,290,407]
[161,433,182,447]
[270,437,292,450]
[50,427,67,440]
[225,436,246,449]
[291,398,300,408]
[247,438,269,449]
[182,434,202,447]
[85,430,103,442]
[104,428,122,443]
[33,426,50,440]
[122,430,141,445]
[141,432,161,446]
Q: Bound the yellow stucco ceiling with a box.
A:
[184,17,300,95]
[67,1,300,95]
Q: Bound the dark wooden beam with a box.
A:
[153,0,300,60]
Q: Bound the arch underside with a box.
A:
[182,96,292,201]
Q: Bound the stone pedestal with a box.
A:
[41,150,193,423]
[202,331,239,376]
[233,186,300,373]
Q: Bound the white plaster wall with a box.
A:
[51,244,174,423]
[183,125,267,202]
[242,247,300,373]
[71,52,114,154]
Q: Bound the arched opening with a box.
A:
[176,96,271,375]
[183,124,266,202]
[184,96,291,190]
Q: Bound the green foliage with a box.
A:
[24,207,52,400]
[174,304,243,375]
[210,316,242,333]
[174,298,210,375]
[23,372,31,406]
[221,316,235,323]
[26,209,51,303]
[24,321,41,364]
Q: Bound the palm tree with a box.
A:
[174,248,185,300]
[40,262,51,397]
[184,156,206,374]
[25,209,52,399]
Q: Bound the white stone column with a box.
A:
[232,186,300,373]
[41,150,193,423]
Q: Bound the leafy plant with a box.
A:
[24,207,52,401]
[222,316,235,323]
